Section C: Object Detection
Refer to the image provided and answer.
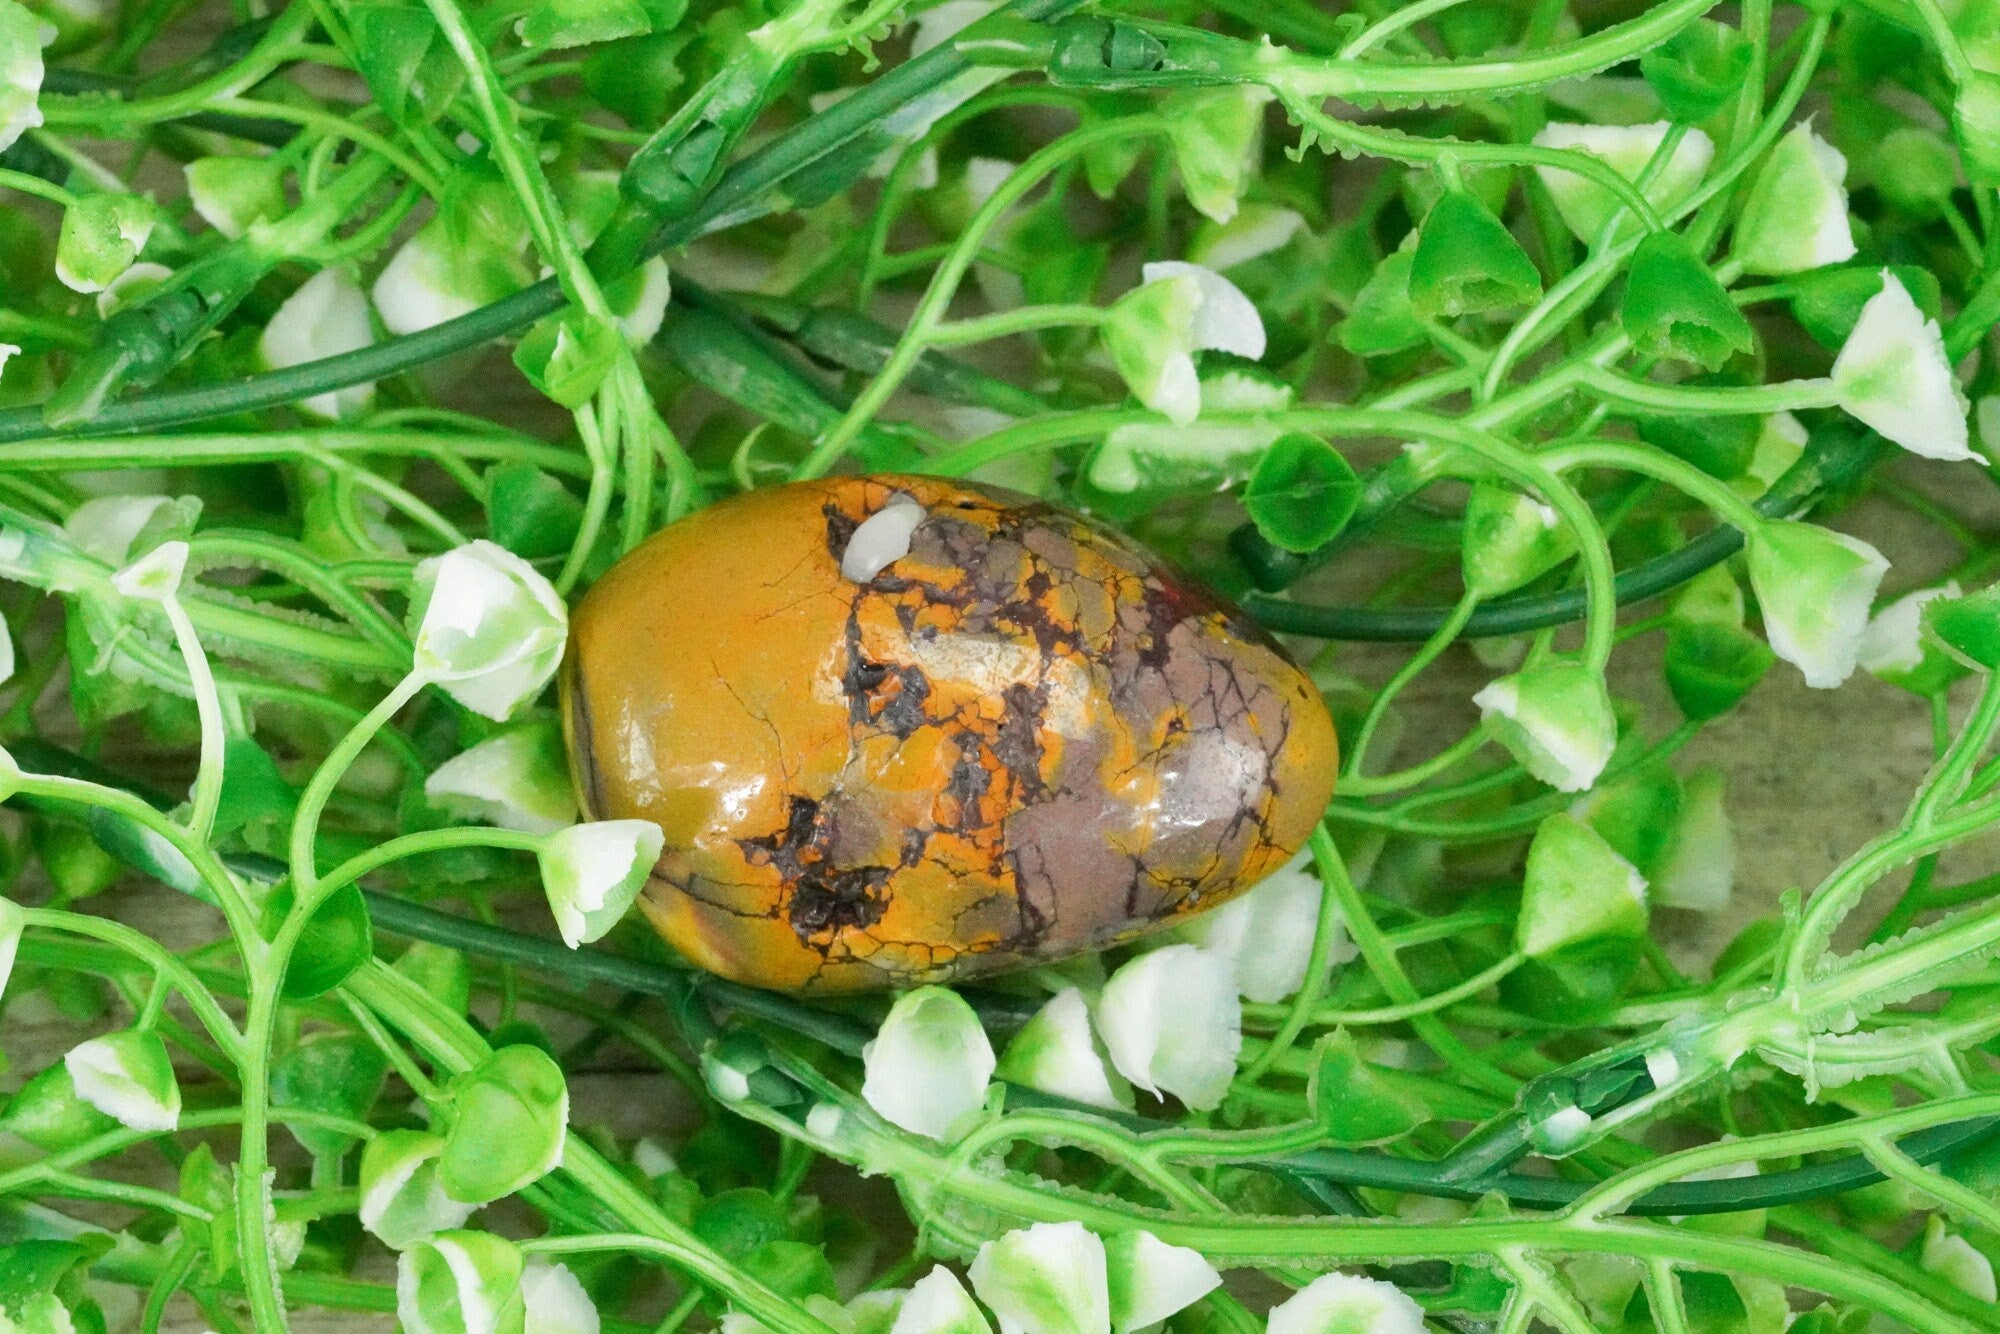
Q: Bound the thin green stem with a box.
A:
[795,117,1168,478]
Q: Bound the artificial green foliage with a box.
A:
[1242,433,1360,553]
[1305,1029,1428,1145]
[1926,583,2000,669]
[1954,73,2000,187]
[1790,265,1944,349]
[1665,619,1776,721]
[1407,189,1542,318]
[1620,231,1754,370]
[1638,412,1760,480]
[0,2,1997,1331]
[1334,247,1427,354]
[1640,18,1753,123]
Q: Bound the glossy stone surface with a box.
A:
[560,474,1338,993]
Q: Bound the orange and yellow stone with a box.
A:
[560,474,1337,993]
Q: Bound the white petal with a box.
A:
[1531,122,1713,242]
[542,819,663,947]
[1653,769,1734,913]
[1140,262,1264,360]
[1922,1220,1998,1302]
[0,895,19,1003]
[631,1137,677,1178]
[1147,353,1201,426]
[842,498,928,582]
[1832,272,1974,461]
[1177,847,1351,1003]
[995,987,1123,1110]
[375,232,481,336]
[613,257,672,346]
[426,724,579,835]
[969,1223,1109,1334]
[398,1232,522,1334]
[96,261,172,318]
[861,987,995,1140]
[262,268,377,419]
[359,1135,475,1249]
[1857,581,1960,677]
[1189,203,1304,271]
[523,1260,600,1334]
[411,540,568,719]
[1265,1273,1425,1334]
[111,538,187,601]
[1104,1231,1219,1333]
[890,1267,991,1334]
[1472,665,1615,793]
[1749,523,1889,688]
[64,1033,179,1132]
[964,157,1016,209]
[852,1289,909,1334]
[64,494,173,566]
[1745,411,1809,493]
[1734,122,1857,275]
[0,0,46,155]
[1095,945,1240,1110]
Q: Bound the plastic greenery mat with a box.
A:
[3,0,2000,1330]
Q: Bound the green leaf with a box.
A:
[264,880,372,999]
[1305,1029,1428,1145]
[1869,126,1958,217]
[1462,483,1575,597]
[54,193,155,293]
[347,0,463,122]
[271,1031,389,1158]
[179,1143,241,1283]
[360,1130,474,1248]
[0,1238,110,1318]
[1639,18,1753,123]
[517,0,652,50]
[743,1239,840,1304]
[1407,189,1542,318]
[485,463,585,560]
[514,313,622,409]
[399,1231,526,1334]
[1009,200,1108,313]
[1242,434,1360,553]
[438,1045,569,1203]
[0,1061,117,1151]
[184,156,286,240]
[1664,619,1775,721]
[33,816,120,901]
[1572,765,1681,880]
[395,941,472,1015]
[1620,231,1754,370]
[1163,85,1269,225]
[1336,247,1426,355]
[1791,264,1944,350]
[693,1188,793,1261]
[583,30,690,128]
[213,732,295,836]
[1515,813,1647,959]
[1101,276,1201,424]
[1638,412,1759,480]
[1925,583,2000,670]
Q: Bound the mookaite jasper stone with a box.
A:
[560,474,1338,993]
